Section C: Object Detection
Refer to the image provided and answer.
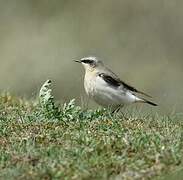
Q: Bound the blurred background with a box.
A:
[0,0,183,113]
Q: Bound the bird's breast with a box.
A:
[84,72,96,97]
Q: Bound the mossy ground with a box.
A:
[0,92,182,180]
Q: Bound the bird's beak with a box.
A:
[74,60,81,63]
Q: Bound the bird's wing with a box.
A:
[98,73,121,87]
[98,71,152,98]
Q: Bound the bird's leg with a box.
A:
[118,105,129,120]
[112,105,128,120]
[112,105,121,114]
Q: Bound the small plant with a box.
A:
[39,80,83,121]
[39,80,61,119]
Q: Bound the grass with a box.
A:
[0,81,182,179]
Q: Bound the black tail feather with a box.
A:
[144,99,158,106]
[138,97,158,106]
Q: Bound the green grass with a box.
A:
[0,86,183,179]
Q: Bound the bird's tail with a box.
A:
[136,97,158,106]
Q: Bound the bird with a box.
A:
[75,56,157,112]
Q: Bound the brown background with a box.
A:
[0,0,183,112]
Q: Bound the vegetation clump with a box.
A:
[0,80,182,179]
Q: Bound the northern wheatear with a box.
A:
[75,56,157,111]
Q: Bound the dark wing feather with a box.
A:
[98,73,152,98]
[99,73,121,87]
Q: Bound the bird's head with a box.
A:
[74,56,104,72]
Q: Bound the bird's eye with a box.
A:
[81,60,93,64]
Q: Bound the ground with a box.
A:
[0,88,182,179]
